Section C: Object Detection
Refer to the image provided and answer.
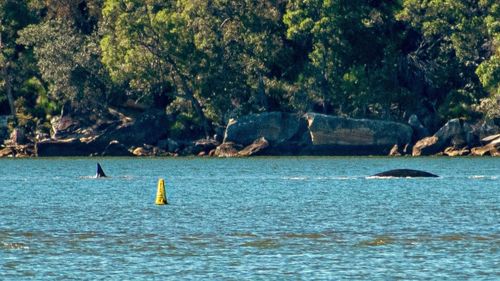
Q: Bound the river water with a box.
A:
[0,157,498,280]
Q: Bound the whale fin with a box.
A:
[96,163,107,178]
[372,169,438,178]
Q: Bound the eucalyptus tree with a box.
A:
[397,0,492,119]
[18,0,110,113]
[179,0,289,120]
[101,0,215,137]
[284,0,407,118]
[101,0,289,137]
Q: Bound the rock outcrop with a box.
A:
[303,113,413,155]
[214,142,242,157]
[224,112,306,147]
[408,114,430,141]
[91,109,168,148]
[238,137,270,157]
[470,134,500,156]
[36,139,94,157]
[412,119,474,156]
[218,112,413,156]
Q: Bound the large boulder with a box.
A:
[36,139,95,156]
[224,112,306,147]
[214,142,242,157]
[476,120,500,140]
[412,118,477,156]
[412,136,440,156]
[303,113,413,155]
[470,134,500,156]
[194,139,220,155]
[90,110,169,148]
[0,147,14,157]
[238,137,269,157]
[408,114,430,141]
[51,115,80,139]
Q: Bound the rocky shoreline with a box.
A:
[1,110,499,158]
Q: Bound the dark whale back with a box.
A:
[96,163,107,178]
[372,169,438,178]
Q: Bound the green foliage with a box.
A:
[18,21,109,109]
[0,0,499,141]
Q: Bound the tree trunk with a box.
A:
[175,74,211,139]
[165,55,212,139]
[187,91,211,139]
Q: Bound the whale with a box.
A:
[95,163,107,178]
[372,169,438,178]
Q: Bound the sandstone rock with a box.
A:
[408,114,430,141]
[470,134,500,156]
[481,133,500,143]
[224,112,305,146]
[36,139,94,156]
[470,143,500,156]
[13,144,34,158]
[412,119,474,156]
[434,119,462,141]
[51,115,79,139]
[10,128,27,145]
[412,136,439,156]
[92,110,169,148]
[238,137,270,157]
[389,144,402,156]
[305,113,413,155]
[102,140,133,156]
[214,142,242,157]
[0,147,14,157]
[194,139,220,154]
[477,120,500,140]
[443,146,470,157]
[132,147,149,156]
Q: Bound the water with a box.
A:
[0,157,498,280]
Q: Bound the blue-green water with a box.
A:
[0,157,498,280]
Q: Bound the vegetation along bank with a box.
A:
[1,1,499,157]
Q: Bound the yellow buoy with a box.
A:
[155,178,168,205]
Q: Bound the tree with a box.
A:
[397,0,491,120]
[101,0,214,138]
[0,0,36,117]
[284,0,408,118]
[178,0,290,120]
[475,0,500,119]
[18,1,110,113]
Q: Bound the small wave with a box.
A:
[366,176,397,179]
[333,176,356,180]
[79,175,105,179]
[283,176,357,181]
[468,175,498,180]
[1,242,29,250]
[316,176,357,180]
[283,176,308,181]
